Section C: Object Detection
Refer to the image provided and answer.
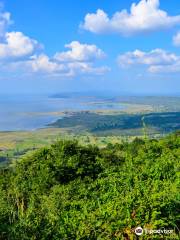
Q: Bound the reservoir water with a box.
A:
[0,94,125,131]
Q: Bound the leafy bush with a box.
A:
[0,134,179,239]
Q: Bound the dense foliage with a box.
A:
[0,133,179,239]
[49,111,180,136]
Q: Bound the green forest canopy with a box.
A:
[0,132,180,239]
[49,111,180,135]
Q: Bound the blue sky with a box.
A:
[0,0,180,95]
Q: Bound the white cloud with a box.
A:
[148,62,180,73]
[23,41,109,76]
[66,62,110,76]
[51,41,109,76]
[118,49,178,66]
[0,4,109,78]
[29,54,66,73]
[0,5,11,38]
[173,32,180,47]
[1,41,109,77]
[81,0,180,36]
[54,41,105,62]
[0,31,40,59]
[117,48,180,73]
[1,54,68,76]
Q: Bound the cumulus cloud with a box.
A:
[29,54,66,73]
[0,4,108,78]
[0,31,40,59]
[54,41,105,62]
[51,41,108,76]
[0,5,11,38]
[173,32,180,47]
[24,42,109,76]
[148,62,180,73]
[117,48,180,73]
[1,41,108,77]
[66,62,110,76]
[81,0,180,36]
[118,49,178,66]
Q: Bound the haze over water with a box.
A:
[0,94,124,131]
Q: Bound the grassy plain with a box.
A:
[0,97,180,165]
